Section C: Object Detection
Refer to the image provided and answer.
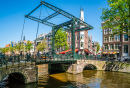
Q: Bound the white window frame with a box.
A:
[76,43,78,48]
[104,37,108,42]
[109,28,112,34]
[109,36,114,42]
[115,35,120,42]
[109,44,114,50]
[80,34,84,39]
[115,44,119,50]
[104,45,108,50]
[77,35,78,40]
[104,29,108,34]
[123,34,128,42]
[80,42,84,47]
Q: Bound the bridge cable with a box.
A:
[36,5,42,39]
[20,17,26,53]
[34,4,43,54]
[44,6,53,23]
[21,17,26,42]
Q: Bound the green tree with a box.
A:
[25,40,33,53]
[0,48,2,53]
[1,47,8,54]
[55,28,68,52]
[100,0,130,35]
[96,43,100,53]
[36,39,46,54]
[9,44,14,53]
[15,42,24,54]
[65,45,69,51]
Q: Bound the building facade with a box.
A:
[88,35,93,53]
[102,22,130,58]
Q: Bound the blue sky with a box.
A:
[0,0,109,47]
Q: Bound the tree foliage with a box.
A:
[36,39,46,53]
[14,42,24,54]
[0,48,8,54]
[100,0,130,35]
[25,40,33,53]
[96,43,100,53]
[55,28,68,50]
[0,48,2,52]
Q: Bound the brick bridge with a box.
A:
[0,60,130,84]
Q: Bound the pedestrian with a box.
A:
[29,53,31,60]
[37,50,40,58]
[26,53,28,61]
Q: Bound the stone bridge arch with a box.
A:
[2,72,28,83]
[67,60,106,74]
[0,65,38,84]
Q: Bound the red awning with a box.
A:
[59,49,79,54]
[84,49,92,54]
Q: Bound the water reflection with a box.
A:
[0,70,130,88]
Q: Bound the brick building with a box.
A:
[102,21,130,58]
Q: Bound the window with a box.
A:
[124,34,128,41]
[115,44,119,50]
[68,37,70,42]
[109,44,114,50]
[109,29,112,34]
[115,35,120,41]
[104,37,108,42]
[81,42,83,47]
[70,44,71,48]
[109,36,114,42]
[104,29,108,34]
[76,35,79,40]
[76,43,78,47]
[124,45,128,53]
[104,45,108,50]
[80,34,84,39]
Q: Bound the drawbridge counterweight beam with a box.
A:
[25,15,56,27]
[42,12,59,22]
[54,20,72,33]
[27,4,42,16]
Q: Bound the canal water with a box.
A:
[0,70,130,88]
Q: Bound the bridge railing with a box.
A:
[0,55,36,69]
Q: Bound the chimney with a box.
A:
[80,7,84,21]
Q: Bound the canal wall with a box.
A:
[67,60,130,74]
[36,60,130,76]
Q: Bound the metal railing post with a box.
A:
[18,56,20,67]
[35,57,36,66]
[25,55,26,65]
[12,56,14,66]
